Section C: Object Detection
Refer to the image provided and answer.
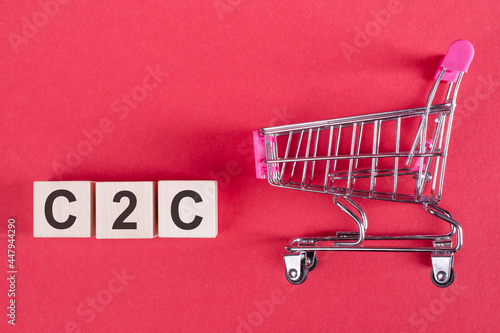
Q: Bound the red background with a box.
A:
[1,1,499,332]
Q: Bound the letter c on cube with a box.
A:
[34,181,95,237]
[159,181,218,238]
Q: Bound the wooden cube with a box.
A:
[158,181,217,238]
[34,181,95,237]
[95,182,157,239]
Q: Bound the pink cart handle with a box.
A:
[433,40,474,82]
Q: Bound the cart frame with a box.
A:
[253,40,474,287]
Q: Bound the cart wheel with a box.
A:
[306,253,318,272]
[430,268,455,288]
[285,263,308,285]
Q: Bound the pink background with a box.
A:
[1,1,499,332]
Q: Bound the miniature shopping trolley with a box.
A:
[253,40,474,287]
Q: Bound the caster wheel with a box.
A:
[430,268,455,288]
[306,254,318,272]
[285,263,309,285]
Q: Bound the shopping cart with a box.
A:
[253,40,474,287]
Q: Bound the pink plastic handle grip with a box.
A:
[253,130,268,179]
[433,40,474,82]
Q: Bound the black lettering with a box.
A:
[44,189,77,229]
[171,190,203,230]
[112,191,137,229]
